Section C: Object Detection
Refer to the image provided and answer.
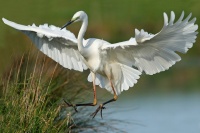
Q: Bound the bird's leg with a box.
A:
[91,81,118,119]
[63,99,78,112]
[64,73,97,112]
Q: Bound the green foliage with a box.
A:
[0,48,123,132]
[0,49,76,132]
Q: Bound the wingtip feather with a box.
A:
[2,18,8,24]
[169,11,175,24]
[184,13,192,23]
[176,11,185,23]
[135,29,140,35]
[163,12,168,26]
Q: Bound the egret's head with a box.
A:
[61,11,87,30]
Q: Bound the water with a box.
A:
[106,93,200,133]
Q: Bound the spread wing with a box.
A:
[102,11,198,75]
[2,18,87,72]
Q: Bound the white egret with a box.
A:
[2,11,198,118]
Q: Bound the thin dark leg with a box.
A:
[63,99,96,112]
[91,81,118,119]
[64,73,97,112]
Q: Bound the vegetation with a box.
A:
[0,48,122,132]
[0,1,199,132]
[0,48,74,132]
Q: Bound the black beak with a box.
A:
[60,20,74,30]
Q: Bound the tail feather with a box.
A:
[87,64,141,95]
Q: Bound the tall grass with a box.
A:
[0,46,123,132]
[0,48,76,132]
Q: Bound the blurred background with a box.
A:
[0,0,200,133]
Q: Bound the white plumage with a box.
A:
[2,11,198,112]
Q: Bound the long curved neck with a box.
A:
[78,17,88,51]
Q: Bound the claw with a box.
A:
[91,104,106,119]
[90,106,100,118]
[63,99,78,112]
[100,108,103,119]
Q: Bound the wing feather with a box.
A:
[2,18,87,72]
[102,11,198,75]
